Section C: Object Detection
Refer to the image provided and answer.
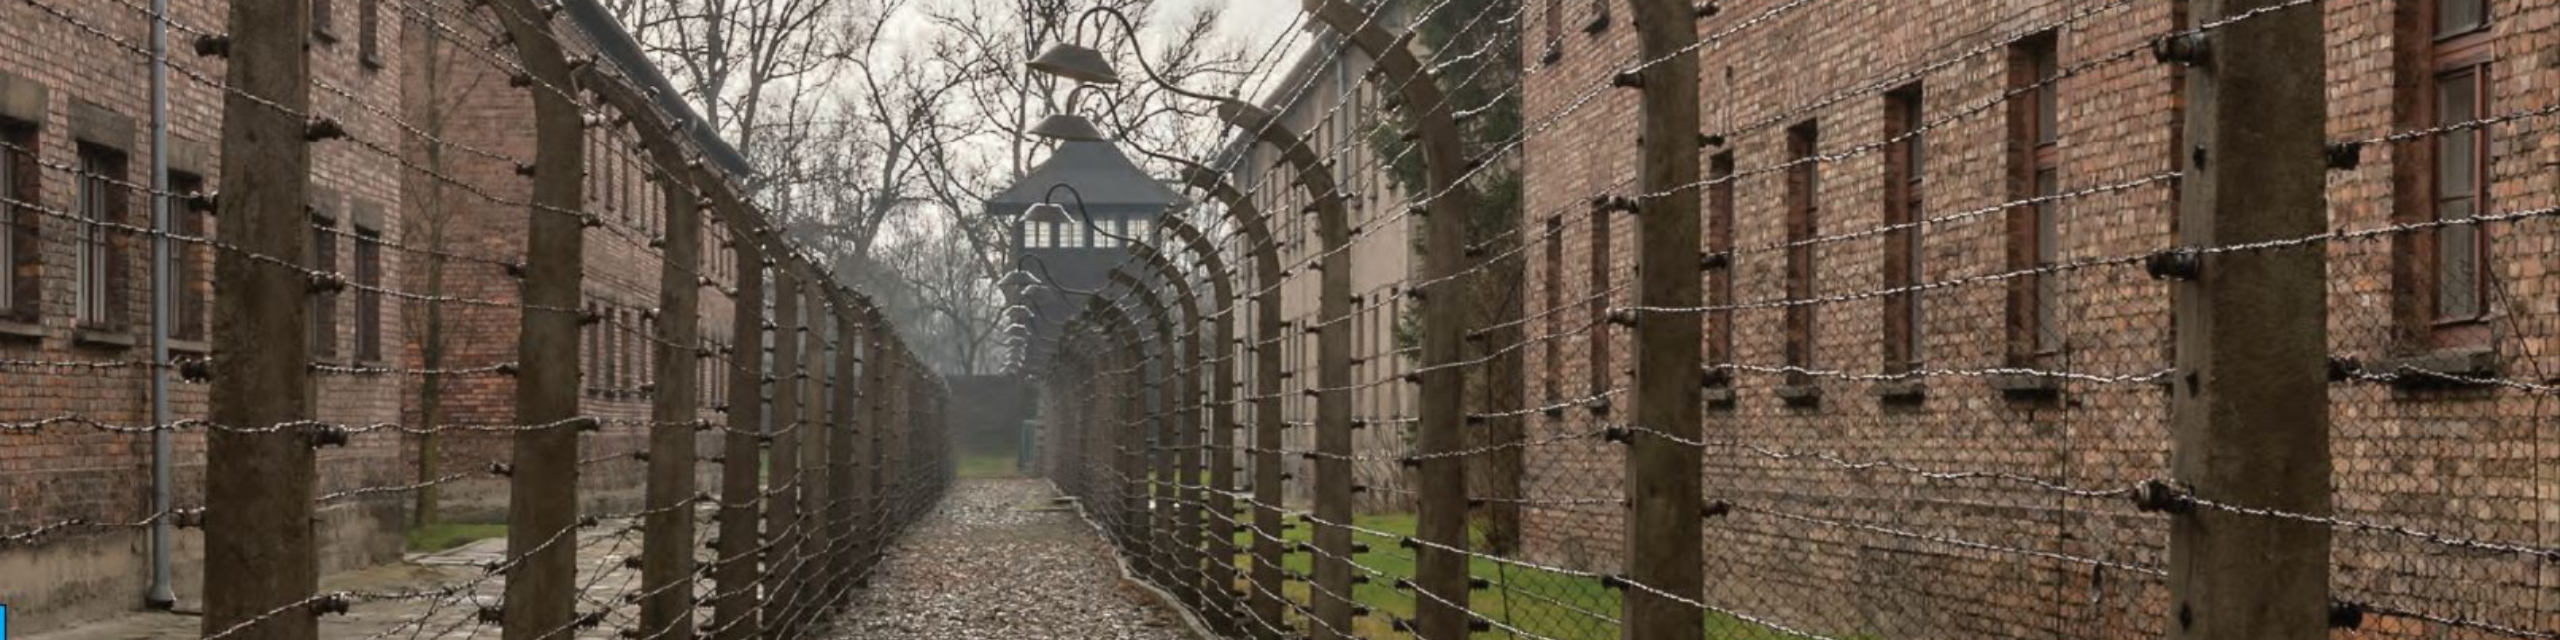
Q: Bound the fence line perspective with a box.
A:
[0,0,951,639]
[1027,1,2559,640]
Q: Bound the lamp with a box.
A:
[1000,270,1041,289]
[1027,43,1123,85]
[1028,113,1108,142]
[1023,202,1075,225]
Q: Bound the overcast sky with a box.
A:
[1162,0,1314,101]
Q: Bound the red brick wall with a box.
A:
[399,16,747,523]
[1519,1,2560,638]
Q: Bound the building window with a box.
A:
[2399,0,2493,343]
[1587,198,1612,395]
[1783,122,1820,385]
[77,145,128,331]
[1541,217,1562,400]
[358,0,383,69]
[1883,86,1925,374]
[170,171,209,341]
[354,224,383,361]
[1705,152,1734,384]
[2008,33,2062,365]
[1539,0,1565,64]
[1095,217,1120,249]
[309,211,339,359]
[0,122,37,322]
[312,0,337,44]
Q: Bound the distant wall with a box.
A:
[946,376,1032,463]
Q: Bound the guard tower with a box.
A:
[987,140,1185,350]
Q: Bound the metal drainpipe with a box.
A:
[145,0,176,611]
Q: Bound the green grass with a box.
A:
[956,453,1021,478]
[1229,513,1792,639]
[407,523,507,553]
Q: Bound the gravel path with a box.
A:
[818,478,1196,640]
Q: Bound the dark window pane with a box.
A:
[2035,46,2059,145]
[358,0,381,67]
[2438,200,2481,319]
[356,227,382,361]
[2439,0,2487,37]
[2436,70,2479,200]
[2035,168,2062,352]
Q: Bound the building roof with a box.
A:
[986,141,1184,215]
[562,0,756,181]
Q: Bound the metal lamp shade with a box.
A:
[1022,202,1074,225]
[1027,43,1123,84]
[1000,270,1041,289]
[1028,113,1109,142]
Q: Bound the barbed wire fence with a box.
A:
[0,0,951,638]
[1031,0,2560,639]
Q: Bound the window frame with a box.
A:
[1587,195,1612,396]
[0,122,36,323]
[1783,122,1821,386]
[1704,152,1735,385]
[1541,216,1563,400]
[312,0,339,44]
[76,144,128,332]
[2006,33,2064,366]
[358,0,384,70]
[1882,86,1925,375]
[354,222,384,362]
[2428,0,2492,329]
[2392,0,2496,350]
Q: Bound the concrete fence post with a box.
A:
[713,227,767,640]
[2167,1,2330,638]
[829,292,861,607]
[1624,2,1705,640]
[488,0,589,637]
[639,134,703,640]
[761,262,802,640]
[200,0,318,636]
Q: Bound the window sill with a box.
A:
[2366,348,2497,389]
[1871,381,1927,403]
[1774,384,1822,408]
[0,319,43,341]
[1702,386,1736,410]
[168,338,210,354]
[1990,374,2063,400]
[73,328,136,348]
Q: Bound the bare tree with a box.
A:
[608,0,1251,374]
[599,0,851,161]
[868,212,1007,373]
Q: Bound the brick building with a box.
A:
[1216,28,1421,512]
[0,0,759,632]
[0,0,413,628]
[402,0,749,524]
[1520,0,2557,638]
